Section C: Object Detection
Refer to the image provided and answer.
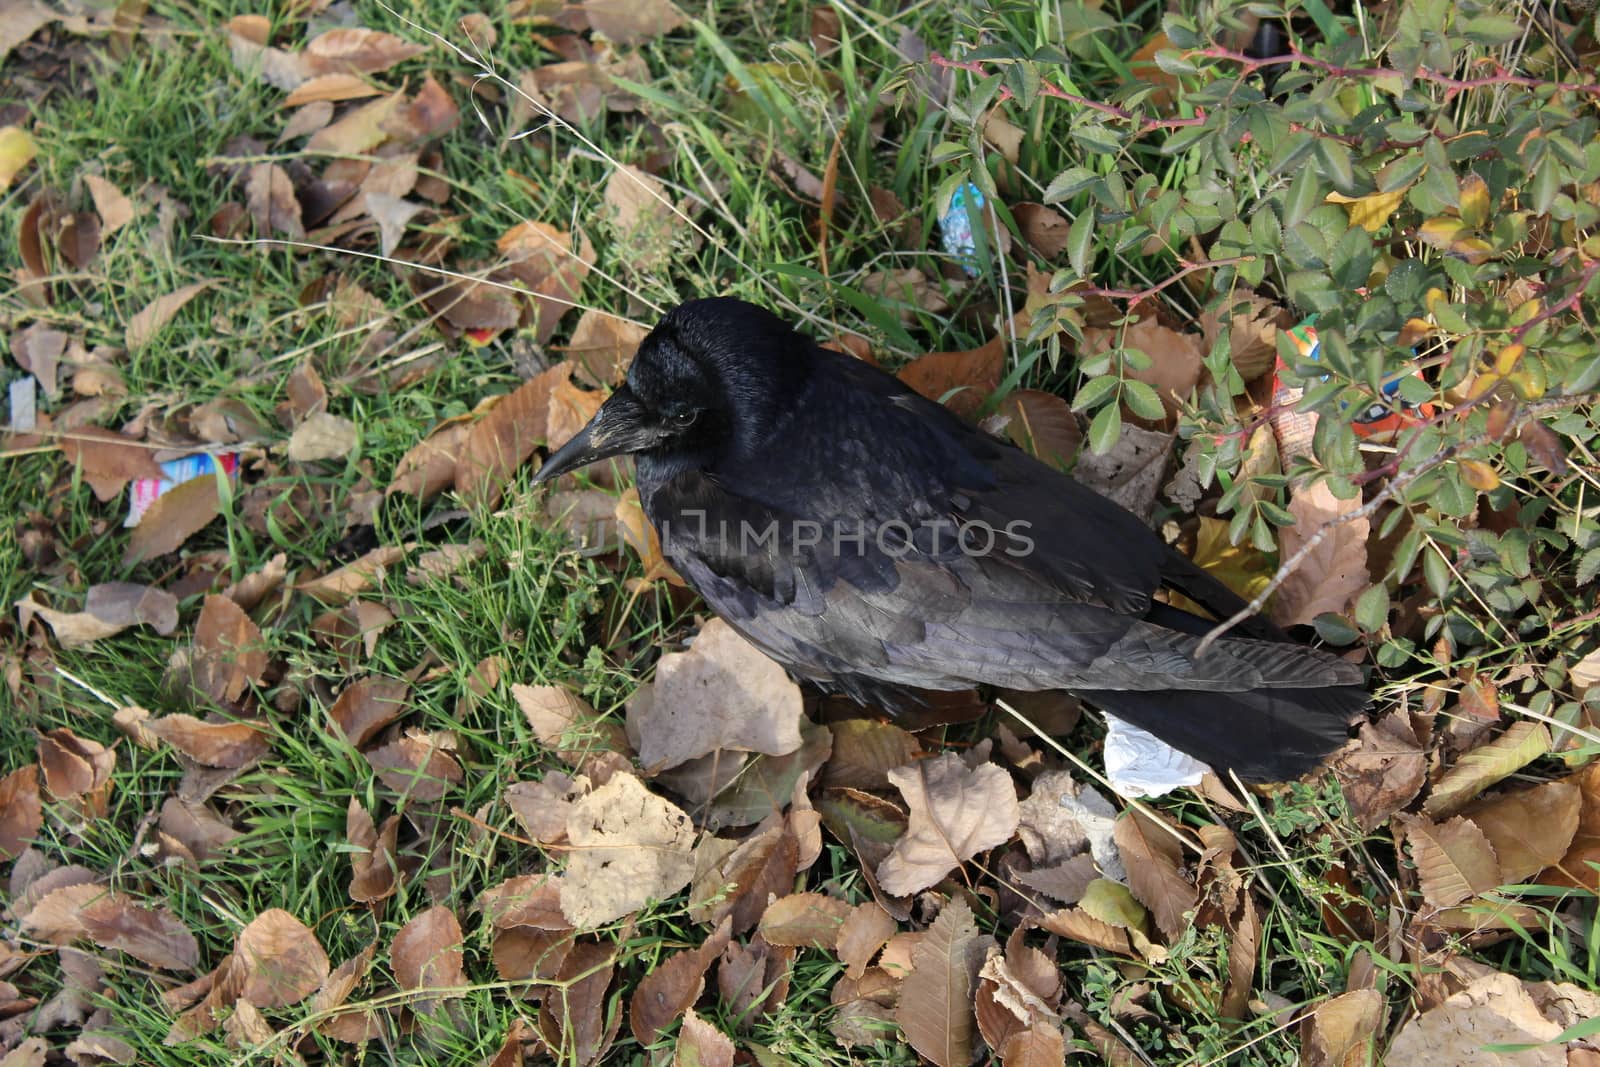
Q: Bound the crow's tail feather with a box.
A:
[1078,682,1368,783]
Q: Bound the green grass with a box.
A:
[4,0,1598,1063]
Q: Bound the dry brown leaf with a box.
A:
[366,735,462,801]
[863,268,949,321]
[307,91,403,155]
[457,363,574,510]
[899,337,1005,419]
[387,421,470,500]
[160,797,241,861]
[496,222,594,342]
[822,719,922,791]
[604,164,675,274]
[877,752,1019,896]
[328,676,409,749]
[1113,809,1197,941]
[80,894,200,970]
[629,618,803,773]
[1300,988,1384,1067]
[296,544,407,604]
[1538,762,1600,888]
[56,426,164,500]
[1221,893,1259,1019]
[385,74,458,145]
[837,901,897,980]
[674,1008,735,1067]
[302,27,424,76]
[16,593,131,649]
[1270,478,1371,627]
[82,174,135,235]
[994,389,1080,469]
[347,798,400,903]
[146,715,270,768]
[192,593,268,705]
[86,581,179,635]
[513,682,629,764]
[127,280,214,350]
[688,824,799,935]
[124,474,222,565]
[287,411,357,463]
[757,891,852,949]
[584,0,686,44]
[1401,814,1502,908]
[244,162,303,239]
[37,727,114,811]
[558,309,646,387]
[236,909,330,1008]
[1387,971,1571,1066]
[504,777,576,844]
[536,940,619,1066]
[559,773,696,928]
[1012,202,1071,259]
[1198,293,1291,384]
[1461,781,1581,884]
[546,378,606,453]
[391,906,467,1001]
[1424,721,1551,817]
[895,897,990,1067]
[1081,316,1203,426]
[1014,855,1098,906]
[629,917,732,1047]
[283,73,380,107]
[1330,712,1427,831]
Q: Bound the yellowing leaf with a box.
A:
[1424,721,1551,817]
[1459,459,1500,490]
[0,126,36,191]
[1326,187,1408,232]
[1458,173,1492,229]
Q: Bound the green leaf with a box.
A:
[1067,210,1095,278]
[1423,545,1452,600]
[1087,403,1122,455]
[1044,167,1098,203]
[1283,166,1323,229]
[1355,582,1390,632]
[1071,373,1121,413]
[1122,379,1166,422]
[1460,15,1523,45]
[1313,613,1360,646]
[1314,139,1358,196]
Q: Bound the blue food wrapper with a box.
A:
[940,182,986,277]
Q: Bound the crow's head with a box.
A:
[533,297,812,483]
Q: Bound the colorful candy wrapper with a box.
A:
[125,452,241,527]
[939,183,986,277]
[1270,318,1436,461]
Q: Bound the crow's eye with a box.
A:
[666,409,699,429]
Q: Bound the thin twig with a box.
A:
[1194,393,1597,657]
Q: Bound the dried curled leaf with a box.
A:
[877,752,1020,897]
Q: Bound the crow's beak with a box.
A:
[532,385,654,484]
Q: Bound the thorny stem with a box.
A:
[1197,46,1600,99]
[1193,394,1598,658]
[930,53,1209,133]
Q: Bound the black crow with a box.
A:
[533,297,1368,781]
